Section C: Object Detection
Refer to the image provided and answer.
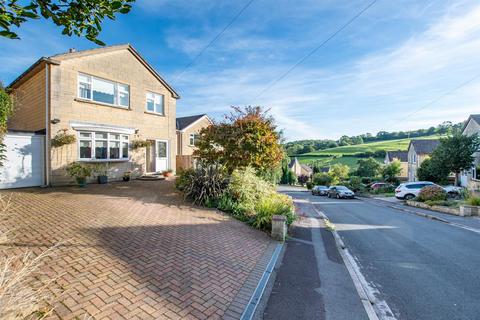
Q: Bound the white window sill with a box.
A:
[75,98,131,110]
[144,111,165,117]
[78,159,130,163]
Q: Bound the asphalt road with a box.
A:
[285,191,480,320]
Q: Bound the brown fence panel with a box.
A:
[176,155,194,172]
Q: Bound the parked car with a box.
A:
[327,186,355,199]
[369,182,394,190]
[395,181,435,200]
[312,185,329,196]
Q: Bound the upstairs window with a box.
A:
[146,92,165,115]
[77,73,130,108]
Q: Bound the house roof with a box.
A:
[288,158,299,169]
[7,44,180,99]
[462,114,480,133]
[409,139,440,155]
[386,151,408,162]
[176,114,211,131]
[300,164,313,173]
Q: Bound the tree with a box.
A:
[1,0,135,45]
[195,106,284,173]
[432,134,480,185]
[0,85,14,166]
[417,158,449,184]
[382,160,401,183]
[287,170,297,185]
[313,173,332,186]
[356,157,381,178]
[297,174,309,186]
[328,164,349,185]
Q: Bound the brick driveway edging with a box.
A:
[0,180,275,320]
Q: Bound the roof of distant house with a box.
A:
[301,164,313,173]
[176,114,211,131]
[462,114,480,132]
[319,167,330,173]
[288,158,298,169]
[386,151,408,162]
[409,139,440,155]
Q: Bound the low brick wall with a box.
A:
[406,200,461,216]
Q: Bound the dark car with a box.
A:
[327,186,355,199]
[312,185,329,196]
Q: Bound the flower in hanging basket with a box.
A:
[51,129,76,148]
[131,139,152,150]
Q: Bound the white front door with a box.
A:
[155,140,168,172]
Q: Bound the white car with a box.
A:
[395,181,436,200]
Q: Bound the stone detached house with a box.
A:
[384,150,408,180]
[288,157,313,178]
[176,114,212,171]
[5,44,180,186]
[407,139,440,182]
[460,114,480,194]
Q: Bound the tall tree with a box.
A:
[328,164,349,185]
[1,0,135,45]
[195,106,284,173]
[433,134,480,185]
[382,160,402,183]
[356,157,381,178]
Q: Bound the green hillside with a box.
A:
[296,134,441,169]
[303,134,441,156]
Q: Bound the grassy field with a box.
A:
[303,134,440,156]
[296,134,441,170]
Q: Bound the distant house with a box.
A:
[384,151,408,180]
[460,114,480,194]
[407,140,440,182]
[176,114,212,171]
[289,158,313,178]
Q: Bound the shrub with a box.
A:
[65,162,92,178]
[313,173,332,186]
[175,164,229,205]
[252,193,296,230]
[306,181,314,190]
[346,176,362,192]
[297,174,309,186]
[467,196,480,206]
[417,185,447,202]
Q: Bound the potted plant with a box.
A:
[66,162,92,187]
[123,171,131,182]
[162,169,174,178]
[93,163,109,184]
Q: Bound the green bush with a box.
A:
[306,181,314,190]
[417,185,447,202]
[467,196,480,206]
[252,194,296,230]
[65,162,92,178]
[346,176,363,192]
[175,164,229,205]
[313,173,332,186]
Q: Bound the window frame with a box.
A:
[145,91,165,115]
[77,72,130,109]
[77,131,130,162]
[189,133,199,146]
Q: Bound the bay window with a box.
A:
[146,92,165,115]
[78,131,129,161]
[77,73,130,108]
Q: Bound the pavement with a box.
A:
[0,180,276,320]
[289,192,480,320]
[262,187,369,320]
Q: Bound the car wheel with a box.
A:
[404,194,415,201]
[336,194,340,199]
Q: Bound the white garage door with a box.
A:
[0,133,45,189]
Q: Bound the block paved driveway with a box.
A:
[1,180,274,319]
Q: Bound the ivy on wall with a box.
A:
[0,87,14,166]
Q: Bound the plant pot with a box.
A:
[163,172,173,178]
[75,177,87,187]
[97,175,108,184]
[123,176,130,182]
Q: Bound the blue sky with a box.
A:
[1,0,480,141]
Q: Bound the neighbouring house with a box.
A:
[176,114,212,172]
[3,44,180,188]
[407,139,440,182]
[384,150,408,180]
[460,114,480,194]
[289,157,313,178]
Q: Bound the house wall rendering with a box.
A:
[460,116,480,194]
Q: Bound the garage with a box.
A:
[0,133,45,189]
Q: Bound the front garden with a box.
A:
[175,106,296,231]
